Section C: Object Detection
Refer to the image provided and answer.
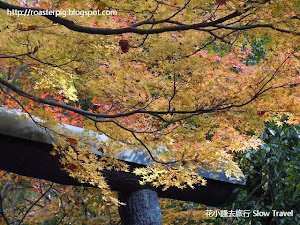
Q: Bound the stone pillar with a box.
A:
[118,189,162,225]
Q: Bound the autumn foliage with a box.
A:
[0,0,299,210]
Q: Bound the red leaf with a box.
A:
[27,25,37,30]
[67,138,77,145]
[69,111,76,116]
[66,163,78,172]
[257,111,266,116]
[216,0,226,5]
[119,39,130,53]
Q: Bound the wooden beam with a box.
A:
[0,107,243,206]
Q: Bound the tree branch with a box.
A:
[0,1,249,35]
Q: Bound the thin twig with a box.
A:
[18,183,54,225]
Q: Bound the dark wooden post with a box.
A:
[118,189,162,225]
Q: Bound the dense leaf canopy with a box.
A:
[0,0,299,205]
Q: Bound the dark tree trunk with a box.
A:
[118,189,162,225]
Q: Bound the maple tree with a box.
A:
[0,0,299,210]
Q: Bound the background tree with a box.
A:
[207,120,300,225]
[0,174,122,224]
